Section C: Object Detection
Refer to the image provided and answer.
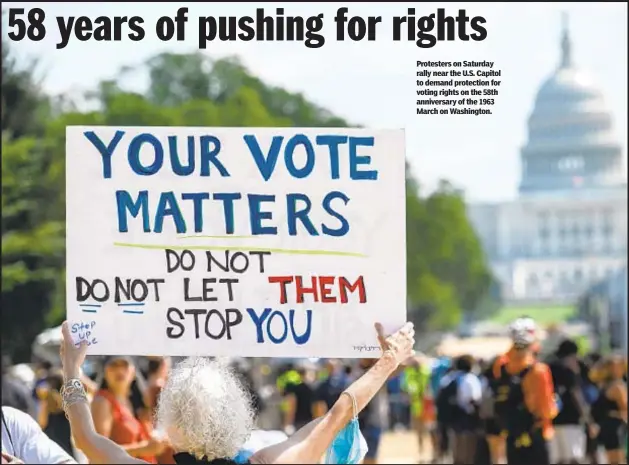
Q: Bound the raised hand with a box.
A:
[60,321,88,380]
[375,322,415,365]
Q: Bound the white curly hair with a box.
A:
[156,357,254,460]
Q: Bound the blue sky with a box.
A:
[5,2,627,202]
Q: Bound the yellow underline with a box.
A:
[113,242,366,257]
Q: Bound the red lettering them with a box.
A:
[266,275,367,304]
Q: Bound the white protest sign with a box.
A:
[65,126,406,358]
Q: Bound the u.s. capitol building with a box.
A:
[468,19,628,303]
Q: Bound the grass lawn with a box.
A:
[489,304,576,326]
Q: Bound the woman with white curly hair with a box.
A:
[58,320,415,465]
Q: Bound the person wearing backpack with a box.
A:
[491,318,558,465]
[432,359,454,462]
[436,355,482,465]
[453,356,483,465]
[435,366,459,462]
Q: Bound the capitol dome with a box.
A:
[536,67,601,102]
[519,14,625,195]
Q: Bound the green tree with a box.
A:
[405,174,493,330]
[142,53,347,127]
[424,181,492,312]
[1,137,65,360]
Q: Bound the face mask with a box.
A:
[324,392,369,464]
[233,450,252,464]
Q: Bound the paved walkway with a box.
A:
[377,430,431,464]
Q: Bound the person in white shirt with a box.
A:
[1,406,76,464]
[438,355,482,465]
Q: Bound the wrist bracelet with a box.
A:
[60,378,85,396]
[60,378,88,417]
[62,391,88,409]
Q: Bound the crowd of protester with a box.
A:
[422,318,628,465]
[1,317,627,465]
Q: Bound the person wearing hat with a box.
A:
[490,317,558,465]
[91,356,166,463]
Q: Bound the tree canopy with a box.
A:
[1,47,496,360]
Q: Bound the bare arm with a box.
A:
[283,393,297,430]
[312,396,328,419]
[251,352,399,464]
[571,387,592,423]
[91,397,114,438]
[568,375,592,425]
[67,397,147,465]
[37,399,50,430]
[609,382,628,421]
[58,321,148,465]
